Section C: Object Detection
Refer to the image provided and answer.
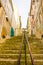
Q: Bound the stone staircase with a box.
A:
[0,36,43,65]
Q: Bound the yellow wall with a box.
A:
[1,27,7,37]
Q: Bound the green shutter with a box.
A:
[10,27,14,37]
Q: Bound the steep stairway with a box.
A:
[0,35,43,65]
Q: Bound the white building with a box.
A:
[0,7,11,39]
[0,0,21,36]
[27,0,42,38]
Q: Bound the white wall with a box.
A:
[0,7,5,38]
[0,0,12,23]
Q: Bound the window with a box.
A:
[36,0,39,2]
[32,0,35,4]
[42,8,43,13]
[33,0,35,3]
[6,17,8,21]
[32,15,34,19]
[0,3,2,7]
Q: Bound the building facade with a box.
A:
[0,0,22,37]
[35,0,43,38]
[27,0,43,38]
[0,6,11,39]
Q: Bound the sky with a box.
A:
[12,0,31,28]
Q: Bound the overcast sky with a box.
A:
[12,0,31,28]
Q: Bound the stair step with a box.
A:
[0,36,43,65]
[0,54,43,60]
[0,49,43,54]
[0,60,43,65]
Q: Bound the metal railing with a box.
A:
[17,33,24,65]
[23,31,27,65]
[25,31,34,65]
[17,31,34,65]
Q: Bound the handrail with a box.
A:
[17,31,34,65]
[17,33,24,65]
[23,32,27,65]
[25,32,34,65]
